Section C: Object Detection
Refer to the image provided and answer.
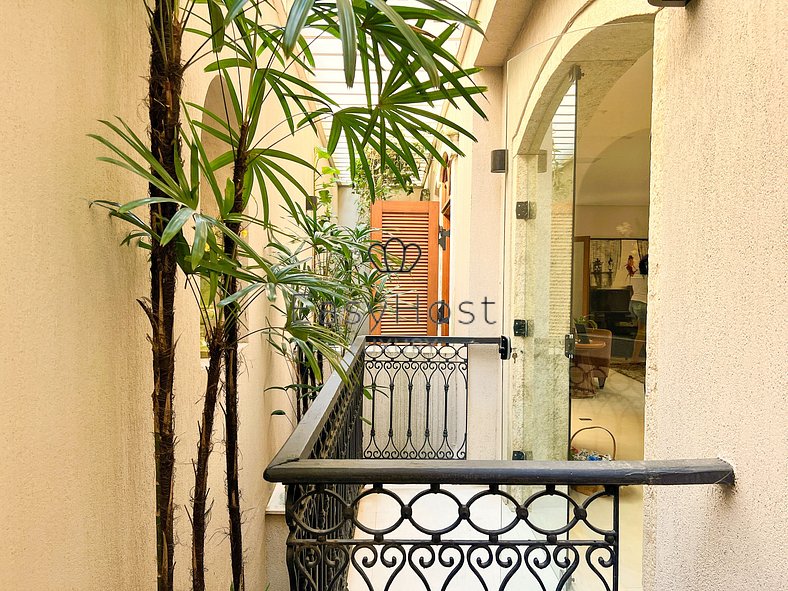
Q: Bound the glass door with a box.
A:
[499,44,582,587]
[502,21,655,590]
[504,64,580,465]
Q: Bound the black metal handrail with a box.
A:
[272,339,366,465]
[268,335,732,485]
[266,457,734,485]
[265,335,734,591]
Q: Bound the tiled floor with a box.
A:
[570,368,646,591]
[346,368,646,591]
[570,367,645,462]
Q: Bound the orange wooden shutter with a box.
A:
[370,201,439,336]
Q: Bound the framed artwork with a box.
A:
[589,239,648,288]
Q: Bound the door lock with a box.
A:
[499,336,512,360]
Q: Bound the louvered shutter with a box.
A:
[370,201,439,336]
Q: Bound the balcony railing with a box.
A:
[265,336,734,591]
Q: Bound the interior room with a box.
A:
[568,43,653,591]
[569,45,653,440]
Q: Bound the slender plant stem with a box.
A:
[191,331,223,591]
[146,2,184,590]
[223,119,251,591]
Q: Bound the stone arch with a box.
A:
[198,75,235,218]
[508,14,656,157]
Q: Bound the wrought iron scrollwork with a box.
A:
[287,481,619,590]
[271,335,734,591]
[280,337,638,590]
[285,354,365,590]
[363,339,469,460]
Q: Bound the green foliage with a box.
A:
[574,316,598,329]
[313,146,341,216]
[290,1,487,202]
[352,145,420,221]
[284,0,481,87]
[93,0,487,387]
[264,199,389,397]
[90,1,487,583]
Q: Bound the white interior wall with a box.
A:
[450,67,505,338]
[574,205,650,238]
[336,185,360,228]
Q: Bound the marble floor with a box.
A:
[570,367,646,591]
[345,368,646,591]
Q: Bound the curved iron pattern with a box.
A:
[287,353,366,590]
[362,339,469,460]
[288,482,619,591]
[282,337,617,590]
[270,335,734,591]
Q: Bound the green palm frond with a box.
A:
[286,0,481,86]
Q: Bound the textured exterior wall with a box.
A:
[644,1,787,588]
[0,4,155,588]
[0,2,309,589]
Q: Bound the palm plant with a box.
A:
[91,1,485,589]
[353,144,421,221]
[132,3,185,589]
[274,197,390,420]
[198,8,486,586]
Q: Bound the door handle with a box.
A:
[499,336,512,360]
[564,333,576,358]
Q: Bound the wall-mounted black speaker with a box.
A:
[491,149,508,174]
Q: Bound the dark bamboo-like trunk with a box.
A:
[145,3,183,590]
[224,317,244,591]
[296,347,308,422]
[295,345,318,422]
[223,122,251,591]
[191,332,223,591]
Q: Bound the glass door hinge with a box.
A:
[516,202,535,220]
[513,319,532,337]
[564,333,576,358]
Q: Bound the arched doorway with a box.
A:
[503,17,656,589]
[196,75,235,356]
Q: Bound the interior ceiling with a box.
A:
[575,49,654,207]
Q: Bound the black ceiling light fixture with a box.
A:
[648,0,692,6]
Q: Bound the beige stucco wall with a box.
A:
[463,0,786,585]
[0,1,312,589]
[0,4,155,588]
[644,1,787,588]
